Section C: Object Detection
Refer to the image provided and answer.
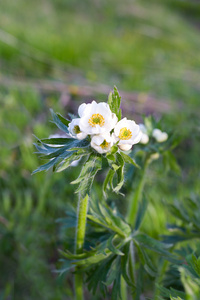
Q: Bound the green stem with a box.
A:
[129,241,135,285]
[127,160,149,226]
[121,276,127,300]
[75,194,89,300]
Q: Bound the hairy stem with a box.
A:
[75,194,89,300]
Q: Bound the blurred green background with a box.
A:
[0,0,200,299]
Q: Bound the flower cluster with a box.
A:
[139,124,168,144]
[68,101,142,153]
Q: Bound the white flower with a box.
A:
[114,118,142,150]
[78,101,117,135]
[139,124,149,144]
[68,118,88,140]
[91,133,114,154]
[152,128,168,143]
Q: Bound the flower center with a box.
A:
[88,114,105,127]
[100,139,109,149]
[73,125,81,134]
[118,127,132,140]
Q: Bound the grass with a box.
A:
[0,0,200,299]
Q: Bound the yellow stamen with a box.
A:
[73,125,81,134]
[100,140,109,149]
[118,127,132,140]
[88,114,105,127]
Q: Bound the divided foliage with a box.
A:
[59,196,181,299]
[157,194,200,300]
[162,194,200,244]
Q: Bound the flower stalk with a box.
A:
[75,194,89,300]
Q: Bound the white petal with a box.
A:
[111,113,118,127]
[78,103,87,117]
[92,134,104,146]
[152,129,168,143]
[130,130,143,145]
[118,144,132,151]
[79,101,115,135]
[115,118,142,146]
[68,118,87,140]
[91,133,113,154]
[140,133,149,144]
[76,132,88,140]
[68,118,80,134]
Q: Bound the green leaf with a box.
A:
[168,200,190,224]
[32,157,59,174]
[134,243,157,277]
[158,285,186,300]
[107,86,122,121]
[86,254,116,296]
[111,258,122,300]
[59,249,92,260]
[88,198,131,238]
[56,112,70,127]
[74,249,113,266]
[106,154,116,161]
[34,138,89,159]
[71,154,102,198]
[38,146,72,160]
[103,168,115,197]
[56,261,73,276]
[107,235,124,256]
[134,195,148,230]
[33,135,65,154]
[40,138,73,145]
[112,164,120,171]
[33,137,91,174]
[121,242,135,287]
[163,151,181,174]
[55,152,85,172]
[186,254,200,278]
[135,264,144,300]
[104,257,120,286]
[113,152,125,193]
[133,233,179,263]
[50,108,69,133]
[110,144,119,155]
[120,151,140,168]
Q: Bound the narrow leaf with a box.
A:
[134,195,148,230]
[41,138,73,145]
[103,168,115,197]
[71,154,102,198]
[32,157,58,174]
[120,151,140,168]
[50,108,69,133]
[56,113,70,127]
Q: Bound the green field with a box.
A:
[0,0,200,299]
